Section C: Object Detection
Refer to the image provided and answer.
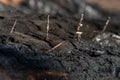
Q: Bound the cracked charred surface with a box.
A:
[0,12,120,80]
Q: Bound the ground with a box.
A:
[0,12,120,80]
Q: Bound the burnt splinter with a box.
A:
[6,20,17,44]
[46,15,50,40]
[76,13,84,41]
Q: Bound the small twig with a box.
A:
[76,31,83,40]
[92,17,111,41]
[76,13,84,41]
[10,20,17,33]
[102,17,111,32]
[6,20,17,43]
[47,41,64,52]
[77,13,84,31]
[46,15,50,40]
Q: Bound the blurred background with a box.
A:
[0,0,120,22]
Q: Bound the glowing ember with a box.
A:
[0,0,23,7]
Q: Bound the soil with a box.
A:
[0,12,120,80]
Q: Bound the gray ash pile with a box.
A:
[0,1,119,80]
